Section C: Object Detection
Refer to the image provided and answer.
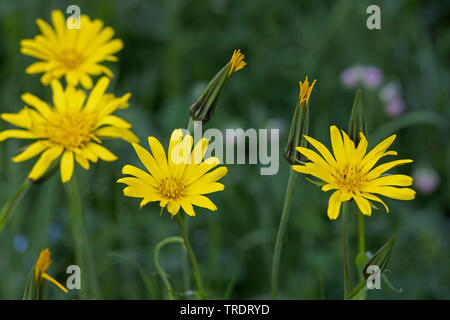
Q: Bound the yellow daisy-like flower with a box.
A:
[298,76,317,105]
[34,248,68,293]
[228,49,246,77]
[292,125,415,220]
[118,129,228,216]
[21,9,123,89]
[0,76,139,183]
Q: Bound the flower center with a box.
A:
[59,49,83,69]
[45,111,97,150]
[335,164,366,195]
[159,176,184,199]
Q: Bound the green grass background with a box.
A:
[0,0,449,299]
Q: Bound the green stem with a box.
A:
[358,212,365,254]
[175,214,205,299]
[348,280,366,299]
[271,169,298,299]
[0,179,30,234]
[154,236,185,300]
[187,117,195,134]
[65,171,100,299]
[181,117,195,292]
[342,202,350,300]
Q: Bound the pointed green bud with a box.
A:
[348,89,367,145]
[284,76,316,165]
[363,235,396,280]
[189,49,246,123]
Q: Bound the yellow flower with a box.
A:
[34,248,68,293]
[292,126,415,220]
[21,10,123,89]
[118,129,228,216]
[298,76,316,105]
[0,76,139,183]
[228,49,246,77]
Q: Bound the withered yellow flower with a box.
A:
[228,49,246,77]
[21,10,123,89]
[298,76,316,106]
[34,248,68,293]
[293,125,415,220]
[118,129,228,216]
[0,77,139,183]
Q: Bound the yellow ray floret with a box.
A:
[298,76,316,105]
[118,129,228,217]
[34,248,68,293]
[292,125,415,220]
[0,77,139,183]
[21,9,123,89]
[228,49,246,77]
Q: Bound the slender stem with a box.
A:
[271,169,298,299]
[66,171,100,299]
[187,117,195,134]
[348,280,366,300]
[181,116,195,291]
[0,179,30,234]
[342,202,350,300]
[154,236,184,300]
[357,212,365,254]
[175,214,205,299]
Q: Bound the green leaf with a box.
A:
[348,88,367,145]
[363,235,396,280]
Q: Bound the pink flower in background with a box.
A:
[380,82,406,117]
[413,167,440,195]
[384,97,405,117]
[362,66,383,88]
[340,65,383,89]
[340,66,363,88]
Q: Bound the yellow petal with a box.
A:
[21,93,52,118]
[330,125,345,164]
[0,129,35,141]
[303,135,337,166]
[179,198,196,216]
[1,109,32,128]
[28,146,63,180]
[60,150,74,183]
[121,164,158,187]
[184,182,225,195]
[369,186,416,200]
[96,115,132,129]
[367,174,413,187]
[365,159,413,180]
[148,136,169,177]
[167,200,181,215]
[327,191,344,220]
[50,79,66,111]
[84,77,110,112]
[25,62,49,74]
[131,143,162,181]
[354,196,372,216]
[87,143,117,161]
[75,152,90,170]
[187,195,218,211]
[12,141,48,162]
[361,192,389,213]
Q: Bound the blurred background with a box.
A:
[0,0,449,299]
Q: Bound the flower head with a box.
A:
[298,76,316,106]
[21,10,123,89]
[34,248,68,293]
[0,77,138,183]
[292,125,415,220]
[228,49,246,77]
[118,129,228,216]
